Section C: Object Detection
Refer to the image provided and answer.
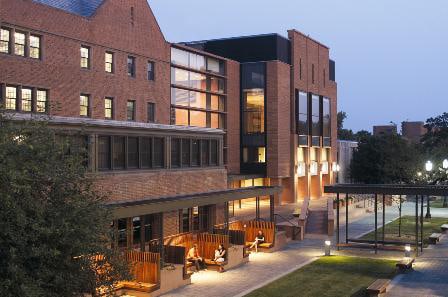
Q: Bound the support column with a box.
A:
[415,195,419,257]
[382,194,386,242]
[270,195,275,223]
[159,212,164,268]
[255,197,260,221]
[345,193,349,244]
[420,195,424,253]
[224,201,229,234]
[336,193,340,250]
[374,194,378,254]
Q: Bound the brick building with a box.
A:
[1,0,337,294]
[401,121,427,143]
[373,124,398,136]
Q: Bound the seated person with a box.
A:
[214,244,226,273]
[187,244,207,271]
[249,230,265,253]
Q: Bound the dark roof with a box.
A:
[325,184,448,196]
[33,0,104,17]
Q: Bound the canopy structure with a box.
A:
[324,184,448,256]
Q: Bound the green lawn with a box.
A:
[360,216,448,245]
[245,256,396,297]
[429,200,448,208]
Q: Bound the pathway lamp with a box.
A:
[425,161,433,219]
[324,240,331,256]
[404,244,411,258]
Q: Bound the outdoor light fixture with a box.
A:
[425,161,433,172]
[321,162,329,175]
[310,162,318,176]
[325,240,331,256]
[404,244,411,258]
[332,162,339,172]
[417,172,422,177]
[443,159,448,169]
[297,162,306,177]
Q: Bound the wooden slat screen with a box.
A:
[125,251,160,284]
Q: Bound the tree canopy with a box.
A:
[0,115,128,297]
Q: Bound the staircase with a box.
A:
[305,210,328,235]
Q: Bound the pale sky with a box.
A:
[149,0,448,132]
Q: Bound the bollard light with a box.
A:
[325,240,331,256]
[404,244,411,258]
[443,159,448,169]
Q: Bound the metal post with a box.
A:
[420,195,424,253]
[336,193,340,249]
[269,195,275,223]
[374,194,378,254]
[345,193,349,244]
[425,195,432,219]
[256,197,260,221]
[382,194,386,243]
[415,195,419,257]
[159,212,164,268]
[224,201,229,234]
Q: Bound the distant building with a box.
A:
[373,125,397,136]
[402,121,427,143]
[337,140,358,184]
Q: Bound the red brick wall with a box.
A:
[266,61,291,178]
[164,210,180,237]
[0,0,171,124]
[94,168,228,202]
[225,60,241,174]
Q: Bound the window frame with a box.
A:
[14,31,26,57]
[0,27,11,54]
[80,45,90,69]
[29,34,41,59]
[105,51,114,73]
[21,87,33,112]
[5,86,18,111]
[147,61,155,81]
[147,102,155,123]
[127,56,136,77]
[126,100,136,121]
[80,94,90,117]
[104,97,114,119]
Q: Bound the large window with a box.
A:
[105,52,114,73]
[153,137,164,168]
[192,139,200,167]
[243,147,266,164]
[171,47,224,74]
[127,101,135,121]
[210,140,218,166]
[311,94,321,147]
[98,136,111,170]
[14,32,25,56]
[0,28,10,54]
[21,88,32,112]
[141,137,152,169]
[201,140,209,166]
[80,94,90,117]
[5,86,17,110]
[113,136,126,169]
[243,89,265,134]
[171,68,206,91]
[181,139,190,167]
[127,137,139,169]
[171,138,181,168]
[127,56,136,77]
[80,46,90,69]
[147,61,155,81]
[29,35,40,59]
[105,98,113,119]
[323,97,331,147]
[296,91,309,146]
[36,90,47,113]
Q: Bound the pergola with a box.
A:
[324,184,448,255]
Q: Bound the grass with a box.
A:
[245,256,396,297]
[428,200,448,209]
[360,216,448,246]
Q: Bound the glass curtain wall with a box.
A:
[311,94,321,147]
[296,90,309,146]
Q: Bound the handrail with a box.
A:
[274,213,299,227]
[298,197,310,227]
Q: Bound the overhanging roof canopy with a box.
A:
[106,186,282,219]
[325,184,448,196]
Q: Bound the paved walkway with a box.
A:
[387,233,448,297]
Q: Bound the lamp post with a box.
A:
[425,161,433,219]
[443,160,448,207]
[325,240,331,256]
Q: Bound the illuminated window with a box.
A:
[311,94,321,147]
[243,89,265,134]
[21,88,32,112]
[189,91,206,109]
[323,98,331,147]
[207,57,224,74]
[105,52,113,73]
[29,35,40,59]
[243,147,266,163]
[5,86,17,110]
[190,110,206,127]
[104,97,113,119]
[210,77,224,93]
[297,162,306,177]
[80,46,90,68]
[0,28,10,53]
[173,108,189,126]
[14,32,25,56]
[321,162,329,175]
[80,94,89,117]
[310,161,318,176]
[127,101,135,121]
[36,90,47,113]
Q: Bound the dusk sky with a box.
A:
[149,0,448,132]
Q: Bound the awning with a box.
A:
[325,184,448,196]
[105,186,282,219]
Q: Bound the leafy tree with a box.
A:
[421,112,448,161]
[350,134,422,184]
[0,115,129,297]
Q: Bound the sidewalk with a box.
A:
[386,234,448,297]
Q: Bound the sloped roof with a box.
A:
[32,0,105,17]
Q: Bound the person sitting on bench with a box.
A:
[250,230,265,253]
[187,244,207,271]
[214,244,226,273]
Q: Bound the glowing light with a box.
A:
[443,159,448,169]
[425,161,433,172]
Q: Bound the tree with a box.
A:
[0,115,129,297]
[350,134,422,184]
[337,111,355,140]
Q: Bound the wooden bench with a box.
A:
[441,224,448,233]
[429,233,442,244]
[396,258,415,272]
[366,279,390,297]
[229,221,276,251]
[116,281,158,293]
